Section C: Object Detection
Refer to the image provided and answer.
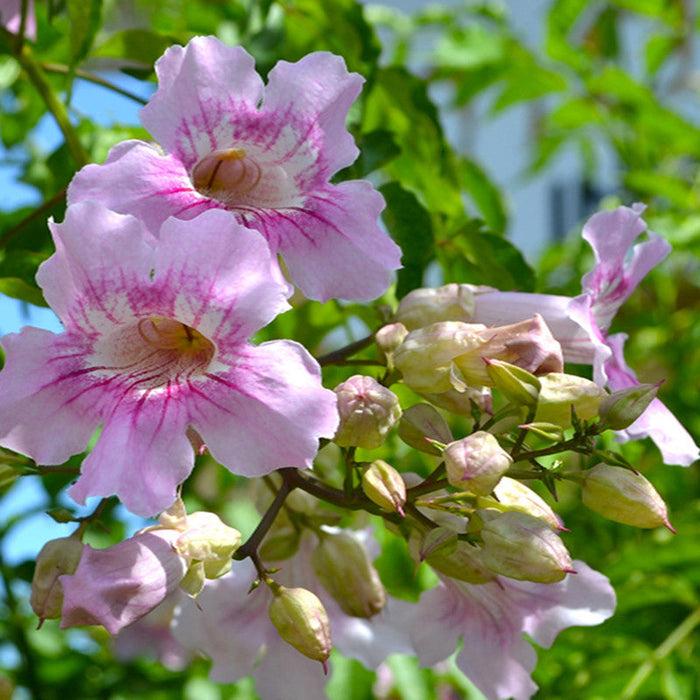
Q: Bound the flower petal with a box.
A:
[191,340,339,477]
[60,530,188,635]
[271,182,401,302]
[141,37,264,166]
[605,334,699,466]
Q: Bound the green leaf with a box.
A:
[0,249,48,305]
[67,0,103,67]
[437,222,536,291]
[379,182,434,299]
[457,157,507,234]
[93,29,179,69]
[336,129,401,180]
[0,277,47,306]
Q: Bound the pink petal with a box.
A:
[274,181,401,302]
[60,530,188,635]
[262,51,364,184]
[141,38,264,166]
[191,340,339,477]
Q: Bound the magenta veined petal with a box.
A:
[0,201,338,515]
[67,36,402,302]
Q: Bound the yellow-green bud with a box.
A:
[30,535,85,623]
[179,561,206,598]
[479,511,574,583]
[421,386,493,417]
[173,511,241,563]
[518,422,566,443]
[488,476,562,530]
[259,525,302,562]
[157,496,188,530]
[375,322,409,371]
[444,431,513,495]
[362,460,407,516]
[397,403,453,455]
[534,373,607,428]
[581,464,674,531]
[598,384,659,431]
[394,284,477,330]
[333,375,401,449]
[312,531,386,618]
[485,359,541,406]
[268,585,332,669]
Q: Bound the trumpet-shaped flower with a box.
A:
[0,202,339,515]
[172,531,413,700]
[410,562,615,700]
[67,36,402,303]
[471,205,698,466]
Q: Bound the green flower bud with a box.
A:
[598,384,659,431]
[420,386,493,417]
[268,585,332,669]
[30,535,85,624]
[362,460,407,516]
[487,476,562,530]
[484,358,541,407]
[581,464,674,531]
[394,284,477,330]
[479,511,574,583]
[534,373,607,428]
[397,403,453,455]
[375,322,409,371]
[173,511,241,563]
[179,561,206,598]
[333,375,401,449]
[312,531,386,618]
[444,431,513,495]
[518,422,566,443]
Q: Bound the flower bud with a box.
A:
[173,511,241,563]
[534,373,607,428]
[454,315,563,387]
[479,511,574,583]
[179,561,207,598]
[333,375,401,449]
[312,531,386,618]
[409,529,495,584]
[397,403,453,455]
[30,536,85,624]
[444,431,513,495]
[581,464,674,531]
[421,386,493,417]
[268,585,332,669]
[484,358,541,407]
[598,383,659,431]
[488,476,562,530]
[518,421,565,443]
[394,284,477,330]
[394,321,485,393]
[362,460,407,516]
[375,322,408,371]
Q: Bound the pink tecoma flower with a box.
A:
[67,36,402,303]
[471,204,698,466]
[0,201,339,516]
[172,531,413,700]
[410,562,616,700]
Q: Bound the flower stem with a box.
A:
[621,605,700,699]
[316,333,376,366]
[15,44,90,168]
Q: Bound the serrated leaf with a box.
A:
[68,0,103,67]
[379,182,434,298]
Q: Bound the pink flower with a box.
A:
[0,0,36,40]
[472,205,698,465]
[67,36,402,302]
[410,562,616,700]
[172,532,413,700]
[60,530,188,635]
[0,201,339,515]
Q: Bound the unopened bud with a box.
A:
[397,403,453,455]
[259,525,302,562]
[479,511,574,583]
[362,460,407,516]
[394,284,477,330]
[518,421,565,443]
[488,476,562,530]
[534,373,607,428]
[173,511,241,563]
[179,561,206,598]
[444,431,513,495]
[598,383,659,431]
[581,464,673,531]
[375,322,409,370]
[268,585,332,669]
[312,531,386,618]
[421,386,493,417]
[394,321,485,393]
[30,536,85,623]
[485,358,541,406]
[333,375,401,449]
[409,529,494,584]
